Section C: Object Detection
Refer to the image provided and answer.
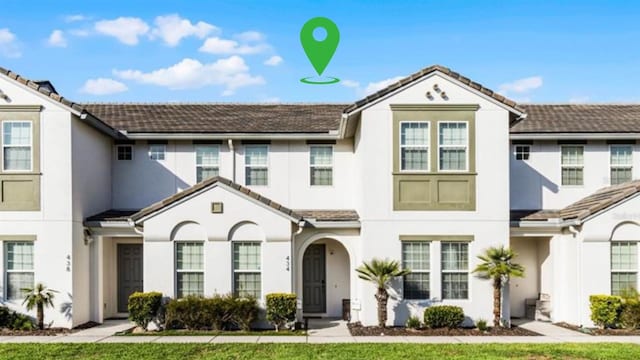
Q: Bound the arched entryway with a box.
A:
[300,238,351,317]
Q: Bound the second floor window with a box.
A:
[245,145,268,186]
[148,144,166,161]
[610,145,633,185]
[400,122,429,171]
[195,145,219,183]
[515,145,530,160]
[561,145,584,186]
[3,121,32,171]
[310,146,333,185]
[116,145,133,161]
[439,122,468,171]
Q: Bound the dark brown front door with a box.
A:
[117,244,143,313]
[303,244,326,313]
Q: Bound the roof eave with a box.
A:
[511,132,640,140]
[122,131,341,140]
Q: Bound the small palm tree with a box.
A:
[473,246,524,327]
[22,283,58,330]
[356,258,410,328]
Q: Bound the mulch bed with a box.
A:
[555,322,640,336]
[0,327,72,336]
[348,322,540,336]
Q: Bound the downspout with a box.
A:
[228,139,236,182]
[291,220,305,319]
[128,219,144,236]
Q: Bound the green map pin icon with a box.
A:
[300,17,340,77]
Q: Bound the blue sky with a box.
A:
[1,0,640,104]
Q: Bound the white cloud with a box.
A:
[261,96,281,103]
[113,56,265,95]
[498,76,543,95]
[264,55,283,66]
[234,31,264,42]
[95,17,150,45]
[341,79,360,88]
[151,14,218,47]
[0,28,21,58]
[569,96,590,104]
[47,30,67,47]
[364,76,405,95]
[80,78,128,95]
[199,37,270,55]
[65,14,89,23]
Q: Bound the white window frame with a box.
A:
[561,145,584,186]
[148,144,166,161]
[4,241,34,301]
[175,241,204,298]
[245,145,269,186]
[514,145,530,161]
[2,121,33,172]
[441,242,470,300]
[609,144,633,185]
[401,241,430,300]
[611,241,638,296]
[309,145,334,186]
[437,121,469,172]
[232,241,262,299]
[399,121,430,172]
[195,145,220,183]
[116,145,133,161]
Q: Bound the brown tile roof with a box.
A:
[294,210,359,222]
[512,104,640,133]
[343,64,524,114]
[512,180,640,223]
[83,103,347,134]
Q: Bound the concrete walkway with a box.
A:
[0,319,638,344]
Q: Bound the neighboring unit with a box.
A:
[0,64,638,328]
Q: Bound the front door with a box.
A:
[117,244,143,313]
[303,244,326,313]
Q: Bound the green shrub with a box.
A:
[406,316,421,329]
[476,319,488,332]
[165,294,260,331]
[266,293,297,331]
[0,306,34,330]
[423,305,465,329]
[620,300,640,329]
[165,296,212,330]
[589,295,622,328]
[128,292,163,330]
[231,297,259,331]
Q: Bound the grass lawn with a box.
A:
[120,329,305,336]
[0,343,639,359]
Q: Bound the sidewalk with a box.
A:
[0,320,638,344]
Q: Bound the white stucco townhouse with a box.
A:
[0,64,639,329]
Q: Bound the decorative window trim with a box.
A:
[4,241,34,301]
[609,144,633,185]
[561,145,584,186]
[399,121,430,172]
[175,241,204,298]
[2,121,33,172]
[195,144,220,183]
[309,145,333,186]
[437,121,469,172]
[148,144,166,161]
[232,241,262,299]
[245,145,269,186]
[116,145,133,161]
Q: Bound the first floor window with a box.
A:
[175,242,204,298]
[310,145,333,185]
[400,122,429,171]
[441,242,469,299]
[611,241,638,296]
[3,121,32,171]
[610,145,633,185]
[439,122,468,171]
[116,145,133,161]
[245,145,268,186]
[402,242,430,299]
[149,144,166,161]
[195,145,219,183]
[561,145,584,186]
[233,242,261,298]
[5,241,34,300]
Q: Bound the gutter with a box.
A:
[303,220,361,229]
[122,131,341,141]
[79,112,121,138]
[510,132,640,140]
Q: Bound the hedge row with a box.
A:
[590,293,640,329]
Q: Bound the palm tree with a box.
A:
[22,283,58,330]
[472,246,525,327]
[356,258,410,328]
